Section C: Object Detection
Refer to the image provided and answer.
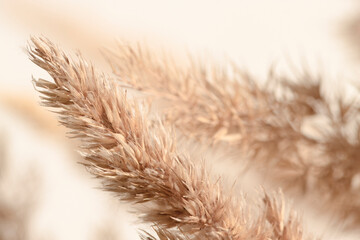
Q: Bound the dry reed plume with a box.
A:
[28,36,313,240]
[104,42,360,227]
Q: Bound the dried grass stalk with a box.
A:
[104,42,360,227]
[28,37,312,240]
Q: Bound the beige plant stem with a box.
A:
[104,42,360,227]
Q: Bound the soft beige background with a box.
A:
[0,0,360,239]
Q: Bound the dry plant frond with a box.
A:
[139,227,190,240]
[104,42,360,227]
[263,191,304,240]
[27,36,313,240]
